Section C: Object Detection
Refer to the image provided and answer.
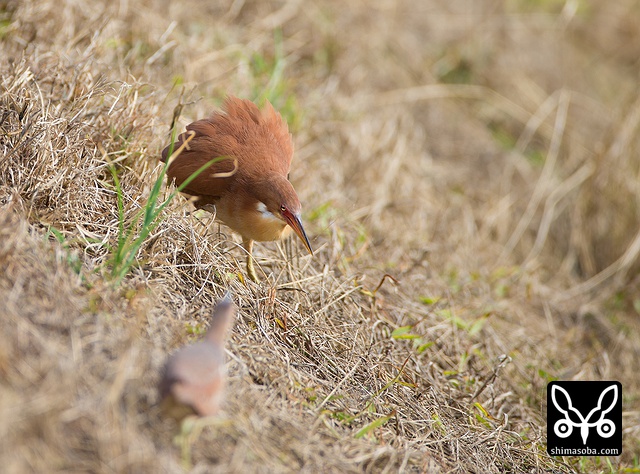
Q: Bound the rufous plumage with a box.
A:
[161,97,312,282]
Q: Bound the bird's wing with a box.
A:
[160,98,295,197]
[161,119,237,198]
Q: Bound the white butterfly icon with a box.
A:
[551,384,617,444]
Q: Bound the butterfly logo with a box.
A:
[551,384,618,444]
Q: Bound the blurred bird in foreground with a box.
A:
[159,296,235,420]
[161,96,313,282]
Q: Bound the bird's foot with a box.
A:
[246,256,260,283]
[200,204,216,214]
[242,238,260,283]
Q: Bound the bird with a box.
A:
[158,296,236,420]
[161,96,313,282]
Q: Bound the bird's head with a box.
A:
[254,174,313,255]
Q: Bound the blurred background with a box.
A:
[1,0,640,472]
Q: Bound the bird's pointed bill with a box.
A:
[283,211,313,255]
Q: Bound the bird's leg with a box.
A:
[242,238,259,283]
[200,203,216,215]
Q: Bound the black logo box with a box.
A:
[547,381,622,455]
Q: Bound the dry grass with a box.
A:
[1,0,640,472]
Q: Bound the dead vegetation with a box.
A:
[1,0,639,472]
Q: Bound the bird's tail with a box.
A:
[205,293,236,345]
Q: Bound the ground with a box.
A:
[1,0,639,472]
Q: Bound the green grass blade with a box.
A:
[354,412,394,439]
[108,143,236,284]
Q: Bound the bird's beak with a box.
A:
[284,211,313,255]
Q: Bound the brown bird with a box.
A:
[158,296,236,419]
[161,96,313,282]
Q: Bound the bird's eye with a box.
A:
[280,205,286,213]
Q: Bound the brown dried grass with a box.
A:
[1,0,639,472]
